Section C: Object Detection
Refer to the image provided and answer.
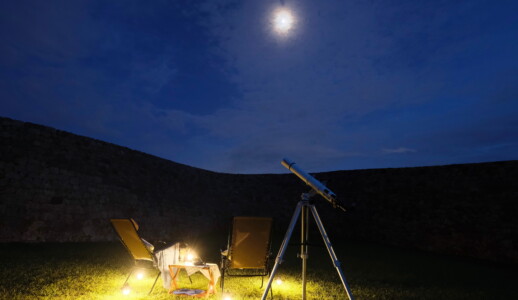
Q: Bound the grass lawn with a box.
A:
[0,232,516,299]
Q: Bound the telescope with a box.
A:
[282,158,346,211]
[261,158,355,300]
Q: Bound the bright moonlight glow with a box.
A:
[273,9,295,35]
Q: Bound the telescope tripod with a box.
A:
[261,193,355,300]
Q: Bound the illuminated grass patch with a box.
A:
[0,239,515,299]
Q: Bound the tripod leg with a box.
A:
[260,202,303,300]
[301,205,309,300]
[310,205,355,300]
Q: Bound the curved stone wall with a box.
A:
[1,117,516,263]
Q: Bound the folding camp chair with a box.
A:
[220,216,274,293]
[110,218,161,295]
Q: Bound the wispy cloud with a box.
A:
[382,147,417,154]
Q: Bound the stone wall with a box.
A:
[1,117,516,263]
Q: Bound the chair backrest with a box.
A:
[110,218,153,261]
[229,216,273,269]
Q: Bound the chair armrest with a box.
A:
[153,240,175,252]
[220,249,230,270]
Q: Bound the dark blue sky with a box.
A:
[1,0,517,173]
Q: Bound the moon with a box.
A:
[272,8,295,35]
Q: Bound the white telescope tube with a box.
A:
[282,158,345,211]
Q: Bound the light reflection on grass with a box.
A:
[0,240,515,299]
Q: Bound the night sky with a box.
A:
[1,0,517,173]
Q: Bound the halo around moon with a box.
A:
[272,8,296,36]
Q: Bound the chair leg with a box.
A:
[148,271,161,295]
[260,275,264,288]
[123,268,135,286]
[221,271,225,292]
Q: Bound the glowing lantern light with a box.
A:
[136,270,145,280]
[223,294,232,300]
[121,283,131,295]
[276,278,283,285]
